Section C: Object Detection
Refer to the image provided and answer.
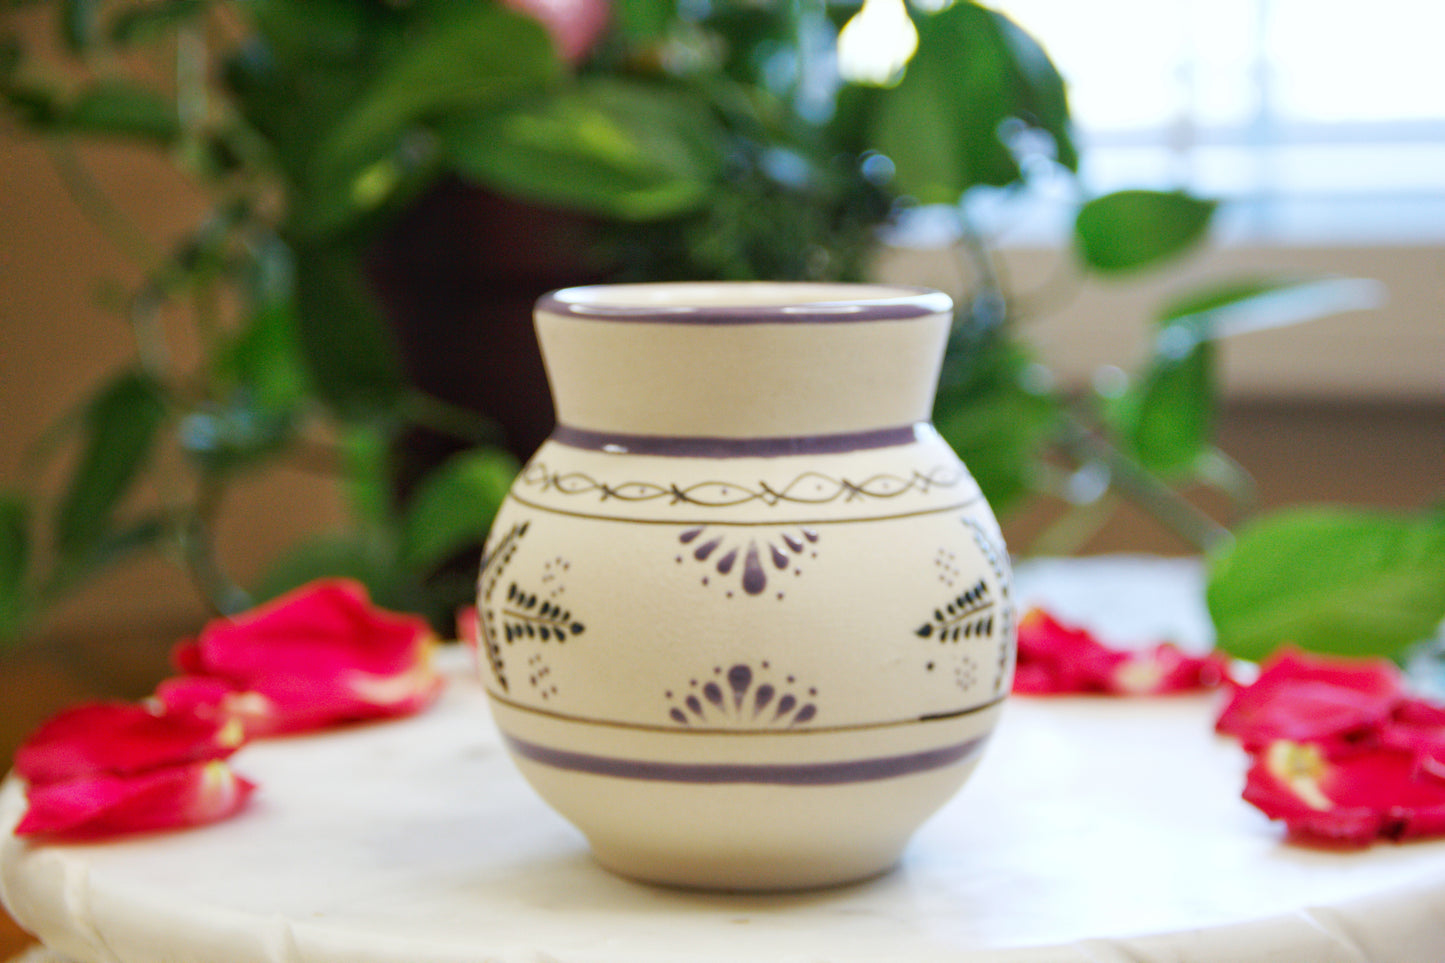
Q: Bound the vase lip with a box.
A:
[538,282,953,324]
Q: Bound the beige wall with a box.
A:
[1,135,345,642]
[874,241,1445,403]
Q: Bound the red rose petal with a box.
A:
[1215,648,1403,750]
[16,761,255,839]
[1244,740,1445,846]
[153,677,287,738]
[14,702,243,787]
[1014,608,1228,696]
[178,579,443,734]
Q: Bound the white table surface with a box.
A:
[4,557,1444,963]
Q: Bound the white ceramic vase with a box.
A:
[476,282,1015,891]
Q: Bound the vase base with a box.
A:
[588,839,901,893]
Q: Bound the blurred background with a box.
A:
[1,0,1442,950]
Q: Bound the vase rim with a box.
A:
[538,282,952,324]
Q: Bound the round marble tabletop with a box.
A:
[3,557,1443,962]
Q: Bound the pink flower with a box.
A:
[1013,608,1229,696]
[1214,648,1403,752]
[160,579,443,737]
[501,0,610,63]
[16,761,256,839]
[1243,740,1445,846]
[14,702,244,787]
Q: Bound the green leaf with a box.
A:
[62,0,101,52]
[1207,507,1445,663]
[442,79,722,221]
[253,533,402,608]
[340,424,395,531]
[289,240,405,419]
[867,1,1075,204]
[313,2,558,184]
[0,493,31,637]
[54,371,166,555]
[613,0,676,43]
[66,81,180,143]
[934,335,1059,515]
[217,297,309,414]
[1074,190,1216,274]
[1157,276,1387,337]
[1113,338,1214,477]
[400,447,518,571]
[109,0,207,45]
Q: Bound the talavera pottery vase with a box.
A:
[475,282,1015,891]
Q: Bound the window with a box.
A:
[992,0,1445,244]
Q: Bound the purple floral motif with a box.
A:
[677,526,818,597]
[666,663,818,728]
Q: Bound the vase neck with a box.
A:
[533,283,953,442]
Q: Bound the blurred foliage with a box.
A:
[1,0,1437,662]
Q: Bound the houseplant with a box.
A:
[0,0,1440,665]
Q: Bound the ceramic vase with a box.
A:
[476,282,1015,891]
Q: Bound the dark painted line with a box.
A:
[501,733,989,785]
[500,494,985,527]
[487,691,1008,736]
[551,423,930,458]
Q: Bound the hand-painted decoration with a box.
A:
[677,526,818,597]
[665,663,818,728]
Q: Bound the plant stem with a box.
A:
[46,138,161,269]
[1028,492,1122,557]
[181,473,252,615]
[401,392,505,446]
[1057,413,1231,553]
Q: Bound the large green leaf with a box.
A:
[1207,507,1445,662]
[401,447,518,571]
[1074,190,1216,274]
[442,79,722,221]
[312,2,558,184]
[54,371,167,555]
[289,241,405,419]
[867,1,1075,204]
[66,82,180,143]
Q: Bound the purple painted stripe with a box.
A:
[501,733,989,786]
[551,423,931,458]
[538,286,953,325]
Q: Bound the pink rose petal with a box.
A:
[14,702,244,787]
[1244,740,1445,846]
[1014,608,1228,696]
[16,761,256,839]
[170,579,443,735]
[1215,648,1404,750]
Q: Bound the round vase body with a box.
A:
[476,282,1015,891]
